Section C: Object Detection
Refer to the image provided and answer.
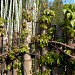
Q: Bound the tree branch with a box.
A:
[50,43,75,59]
[49,41,75,50]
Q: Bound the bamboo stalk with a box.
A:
[4,0,8,19]
[14,0,19,32]
[1,0,3,17]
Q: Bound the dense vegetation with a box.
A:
[0,0,75,75]
[32,2,75,75]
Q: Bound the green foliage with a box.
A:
[41,51,75,66]
[6,14,30,74]
[48,27,55,38]
[70,58,75,65]
[44,9,55,16]
[0,17,7,35]
[38,34,50,48]
[5,2,75,75]
[63,4,75,38]
[41,13,51,24]
[31,35,39,42]
[8,45,28,60]
[21,28,30,40]
[39,9,55,25]
[37,27,55,47]
[8,50,16,60]
[13,62,19,69]
[0,56,3,61]
[6,57,23,75]
[39,23,47,30]
[64,50,71,55]
[22,9,33,22]
[0,17,7,25]
[22,22,26,28]
[40,50,75,73]
[41,51,60,66]
[7,46,28,74]
[37,8,55,48]
[38,69,51,75]
[6,65,11,71]
[20,45,28,53]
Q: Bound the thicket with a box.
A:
[0,0,75,75]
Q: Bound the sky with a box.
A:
[48,0,74,4]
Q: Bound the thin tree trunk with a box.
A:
[35,44,41,75]
[41,30,48,73]
[0,36,2,53]
[13,32,18,75]
[23,54,32,75]
[42,47,48,72]
[23,21,32,75]
[3,61,6,75]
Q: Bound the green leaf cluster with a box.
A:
[38,69,51,75]
[38,34,50,48]
[6,57,22,75]
[22,22,26,28]
[63,4,75,38]
[21,28,30,40]
[22,9,33,22]
[40,50,75,71]
[20,45,28,53]
[41,9,54,23]
[8,45,28,60]
[0,17,7,35]
[64,50,71,55]
[39,9,54,30]
[41,51,60,66]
